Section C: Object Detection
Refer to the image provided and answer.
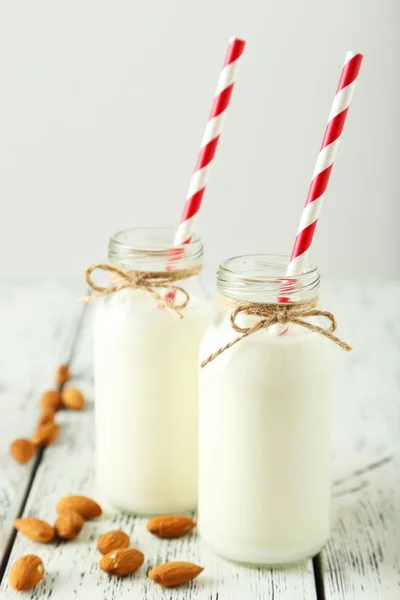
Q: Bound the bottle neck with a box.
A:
[217,254,320,304]
[108,227,204,272]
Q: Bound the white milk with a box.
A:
[199,316,332,565]
[94,290,212,515]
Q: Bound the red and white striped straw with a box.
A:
[286,51,363,277]
[173,37,246,247]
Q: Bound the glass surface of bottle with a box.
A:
[199,255,332,565]
[94,227,213,515]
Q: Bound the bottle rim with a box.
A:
[108,227,204,271]
[217,254,320,302]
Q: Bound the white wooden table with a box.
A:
[0,279,399,599]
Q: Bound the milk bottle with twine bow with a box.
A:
[198,254,350,564]
[198,51,362,565]
[85,227,212,514]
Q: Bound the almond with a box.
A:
[97,530,130,554]
[10,439,36,464]
[56,495,102,519]
[37,407,55,428]
[9,555,44,591]
[56,363,70,385]
[40,390,62,411]
[99,548,144,577]
[14,518,55,543]
[146,515,196,538]
[149,562,203,587]
[54,510,84,540]
[61,388,85,411]
[31,423,60,447]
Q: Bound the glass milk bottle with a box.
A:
[199,255,337,565]
[93,227,212,515]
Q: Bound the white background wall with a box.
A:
[0,0,398,280]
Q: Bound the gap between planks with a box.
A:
[313,554,326,600]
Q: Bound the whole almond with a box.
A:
[56,495,102,519]
[37,407,55,428]
[14,518,55,543]
[40,390,62,411]
[54,510,84,540]
[61,388,85,411]
[146,515,196,539]
[56,363,70,385]
[149,562,203,587]
[31,423,60,448]
[9,555,44,591]
[97,530,130,554]
[100,548,144,577]
[10,439,36,464]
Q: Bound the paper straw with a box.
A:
[277,51,363,332]
[287,51,363,276]
[165,37,245,306]
[172,37,246,248]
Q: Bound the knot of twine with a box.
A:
[82,263,202,319]
[201,294,351,368]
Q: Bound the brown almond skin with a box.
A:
[14,518,55,543]
[54,510,84,540]
[56,495,102,519]
[146,515,196,539]
[149,561,203,587]
[56,363,70,385]
[37,407,55,428]
[9,555,44,591]
[10,439,36,464]
[100,548,144,576]
[31,423,60,448]
[97,530,130,554]
[40,390,62,411]
[62,388,85,411]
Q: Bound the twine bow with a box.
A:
[82,263,201,319]
[201,295,351,367]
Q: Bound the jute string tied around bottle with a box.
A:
[82,263,202,319]
[201,293,352,368]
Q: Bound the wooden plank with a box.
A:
[0,280,83,565]
[0,287,317,599]
[321,282,400,598]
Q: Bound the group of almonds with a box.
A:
[9,495,202,591]
[10,363,85,464]
[8,364,203,592]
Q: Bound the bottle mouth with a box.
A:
[108,227,204,271]
[217,254,320,302]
